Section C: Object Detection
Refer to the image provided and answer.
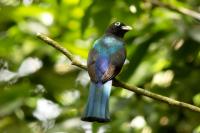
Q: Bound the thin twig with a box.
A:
[36,33,87,70]
[113,79,200,113]
[37,33,200,113]
[150,0,200,21]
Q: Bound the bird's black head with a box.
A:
[106,21,132,38]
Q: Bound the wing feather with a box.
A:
[87,37,126,83]
[101,48,126,83]
[87,49,99,82]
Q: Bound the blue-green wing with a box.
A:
[101,47,126,82]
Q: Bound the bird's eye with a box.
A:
[114,22,121,26]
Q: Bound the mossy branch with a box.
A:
[37,33,200,113]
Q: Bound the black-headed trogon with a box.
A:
[81,21,132,123]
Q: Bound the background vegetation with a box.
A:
[0,0,200,132]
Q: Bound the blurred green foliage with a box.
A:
[0,0,200,132]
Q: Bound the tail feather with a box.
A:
[81,81,112,123]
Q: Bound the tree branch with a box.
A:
[37,33,200,113]
[37,33,87,70]
[150,0,200,21]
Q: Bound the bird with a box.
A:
[81,21,132,123]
